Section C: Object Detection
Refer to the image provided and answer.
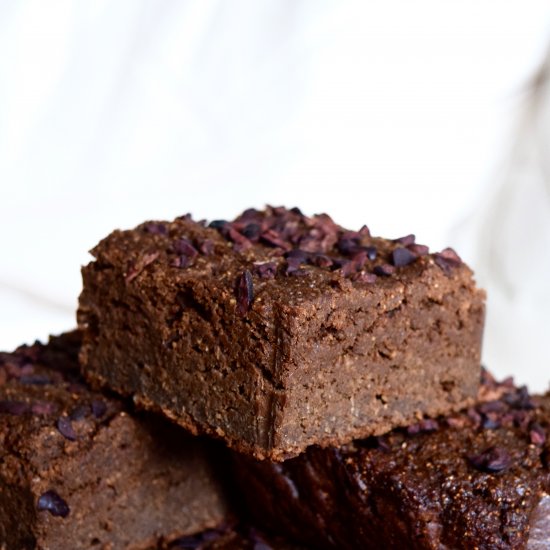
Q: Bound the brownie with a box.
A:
[232,373,550,549]
[0,332,230,550]
[78,206,485,460]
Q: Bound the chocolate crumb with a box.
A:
[236,270,254,316]
[468,446,512,473]
[199,239,214,256]
[57,416,77,441]
[391,248,417,268]
[37,490,70,518]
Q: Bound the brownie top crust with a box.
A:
[233,372,550,549]
[89,205,471,315]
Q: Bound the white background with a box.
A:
[1,1,549,389]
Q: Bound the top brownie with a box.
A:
[78,206,485,460]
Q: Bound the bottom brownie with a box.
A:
[0,332,230,550]
[232,372,550,549]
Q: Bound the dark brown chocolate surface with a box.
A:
[78,206,485,460]
[0,332,229,550]
[232,373,550,549]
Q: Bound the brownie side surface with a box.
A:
[78,206,484,459]
[232,376,550,549]
[0,333,229,550]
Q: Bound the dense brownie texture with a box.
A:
[0,332,229,550]
[78,206,485,460]
[232,372,550,549]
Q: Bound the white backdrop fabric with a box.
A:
[0,1,549,389]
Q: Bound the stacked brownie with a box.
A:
[4,206,549,548]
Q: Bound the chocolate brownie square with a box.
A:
[232,372,550,548]
[0,332,229,550]
[78,206,484,459]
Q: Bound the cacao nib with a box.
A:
[364,246,377,261]
[173,238,199,260]
[530,423,546,446]
[311,254,332,268]
[37,490,70,518]
[0,400,29,415]
[439,247,462,263]
[261,230,291,251]
[57,416,77,441]
[92,399,107,418]
[393,234,415,246]
[208,220,229,229]
[126,252,160,283]
[70,405,91,421]
[236,270,254,316]
[199,239,214,256]
[351,272,377,283]
[254,262,277,279]
[391,247,417,267]
[144,222,167,235]
[242,223,262,242]
[373,264,396,276]
[468,446,512,473]
[407,243,429,256]
[19,374,51,385]
[31,401,57,415]
[359,224,370,236]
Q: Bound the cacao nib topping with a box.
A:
[242,223,262,242]
[70,405,91,421]
[408,243,429,256]
[530,423,546,446]
[468,446,512,473]
[434,247,462,274]
[236,270,254,316]
[31,401,57,415]
[351,271,377,283]
[144,222,167,235]
[393,234,416,246]
[261,230,291,251]
[391,247,417,267]
[92,399,107,418]
[359,224,370,236]
[37,490,70,518]
[208,219,229,229]
[57,416,77,441]
[290,206,304,216]
[406,418,439,435]
[365,246,377,261]
[0,400,29,415]
[504,386,535,410]
[19,374,51,386]
[373,264,396,276]
[126,252,160,283]
[199,239,214,256]
[173,238,199,260]
[314,254,333,268]
[254,262,277,279]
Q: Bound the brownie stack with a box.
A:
[2,206,549,549]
